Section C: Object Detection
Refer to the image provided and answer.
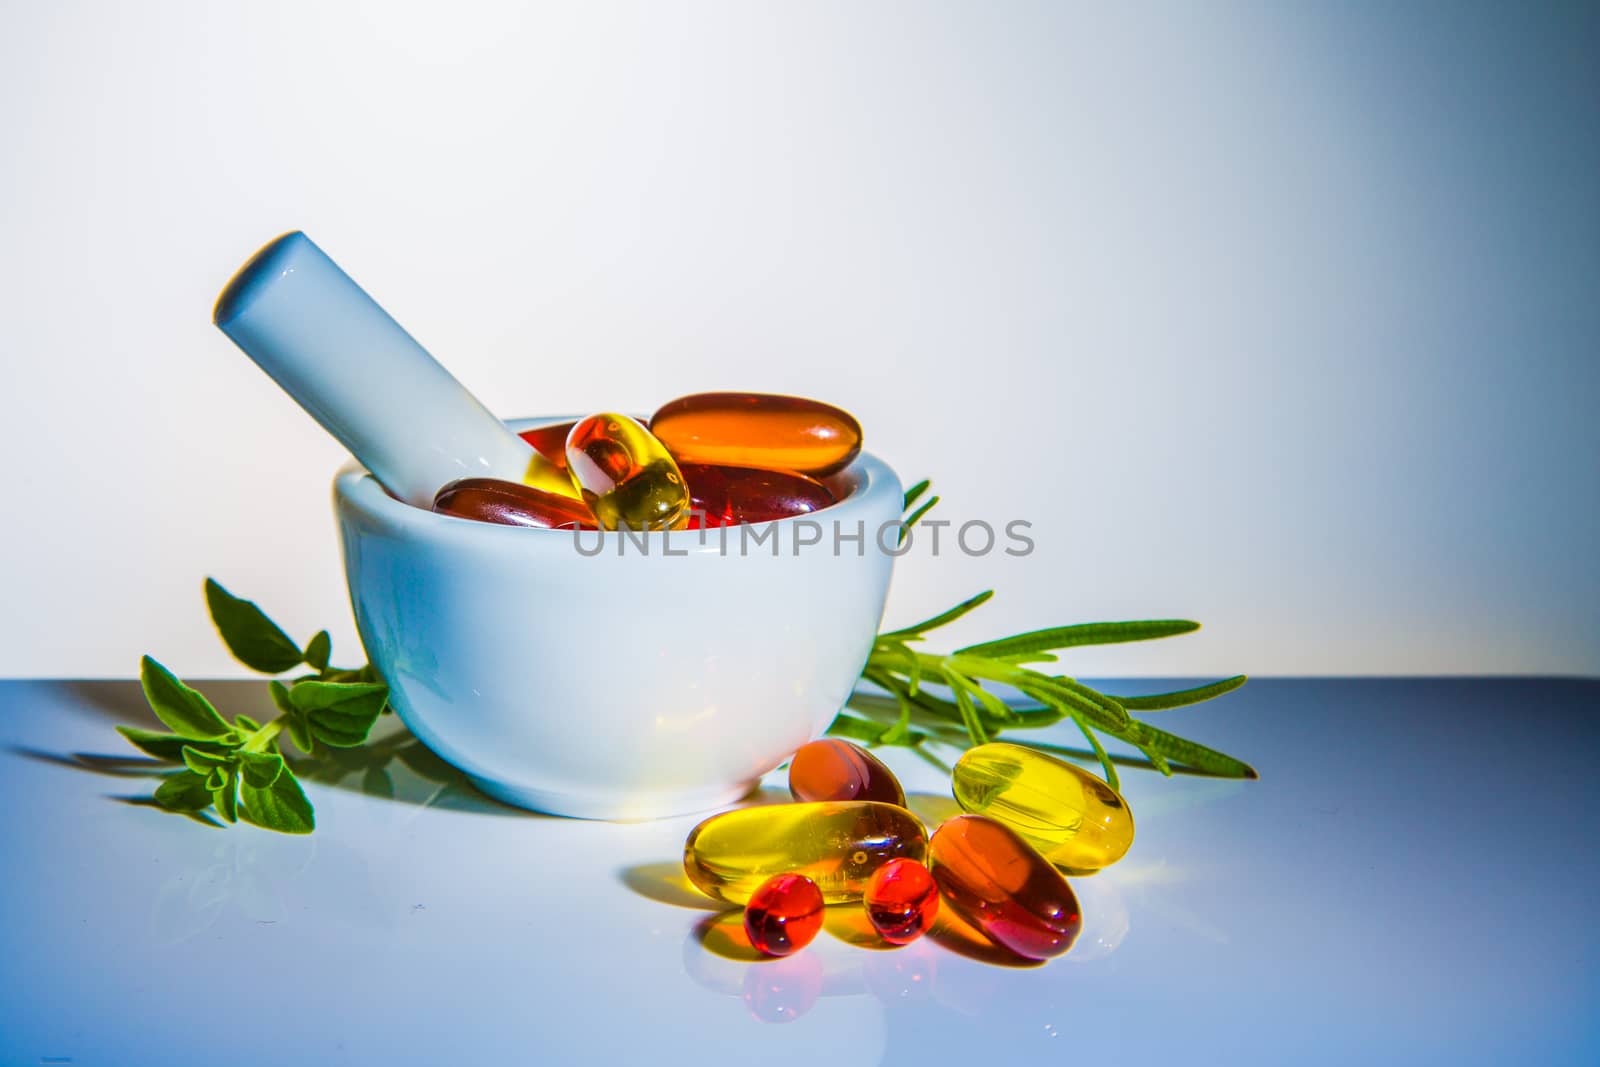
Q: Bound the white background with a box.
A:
[2,1,1595,678]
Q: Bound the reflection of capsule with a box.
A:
[741,952,825,1024]
[789,739,906,807]
[684,801,928,904]
[565,412,689,530]
[928,815,1082,961]
[953,743,1135,872]
[650,392,863,476]
[862,940,938,1004]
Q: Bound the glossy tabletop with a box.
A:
[2,678,1596,1066]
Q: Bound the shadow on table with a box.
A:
[10,680,528,819]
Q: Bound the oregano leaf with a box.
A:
[140,657,233,741]
[205,578,305,674]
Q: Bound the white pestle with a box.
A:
[213,231,574,508]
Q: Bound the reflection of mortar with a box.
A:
[336,417,902,821]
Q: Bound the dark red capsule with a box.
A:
[927,815,1081,961]
[432,477,595,529]
[863,858,939,945]
[788,739,906,807]
[679,464,836,527]
[743,873,825,957]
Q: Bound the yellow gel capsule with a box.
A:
[951,742,1135,872]
[565,413,690,530]
[683,801,928,905]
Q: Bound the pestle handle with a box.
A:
[213,231,574,508]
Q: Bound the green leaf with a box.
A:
[234,714,261,732]
[900,495,940,544]
[303,631,332,672]
[117,726,230,763]
[1071,718,1120,792]
[154,770,214,812]
[1136,721,1258,779]
[284,714,315,756]
[240,767,315,834]
[205,578,305,674]
[879,590,994,641]
[139,657,233,740]
[213,768,239,823]
[288,681,388,748]
[182,745,231,777]
[238,750,285,788]
[957,620,1201,660]
[1112,675,1248,710]
[902,479,930,513]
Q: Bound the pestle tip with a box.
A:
[213,230,312,328]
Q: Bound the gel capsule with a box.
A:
[863,858,939,945]
[684,801,928,905]
[743,873,825,957]
[650,393,862,476]
[565,413,690,530]
[518,421,577,470]
[927,814,1081,961]
[788,739,906,807]
[952,742,1135,872]
[681,464,836,527]
[432,477,595,529]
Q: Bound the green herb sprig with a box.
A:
[119,480,1251,832]
[826,481,1255,790]
[117,580,388,832]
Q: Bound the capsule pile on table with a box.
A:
[681,737,1136,962]
[431,392,862,530]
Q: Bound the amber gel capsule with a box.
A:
[432,478,595,529]
[650,393,863,476]
[565,413,690,530]
[680,464,836,527]
[952,742,1134,872]
[683,801,927,905]
[928,814,1081,961]
[788,739,906,807]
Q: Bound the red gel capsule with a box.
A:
[650,393,863,476]
[518,421,577,470]
[863,858,939,945]
[744,873,826,957]
[927,815,1082,961]
[680,464,836,527]
[788,739,906,807]
[432,478,595,529]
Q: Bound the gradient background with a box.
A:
[2,0,1595,678]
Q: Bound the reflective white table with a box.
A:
[2,679,1595,1065]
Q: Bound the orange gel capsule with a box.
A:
[650,393,862,476]
[518,421,577,470]
[681,464,835,527]
[565,413,690,530]
[433,478,595,529]
[683,801,928,905]
[927,815,1082,961]
[788,739,906,807]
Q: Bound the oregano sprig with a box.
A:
[116,579,389,832]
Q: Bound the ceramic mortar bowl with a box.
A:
[333,417,903,820]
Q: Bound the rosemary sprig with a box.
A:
[118,480,1251,832]
[827,481,1256,792]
